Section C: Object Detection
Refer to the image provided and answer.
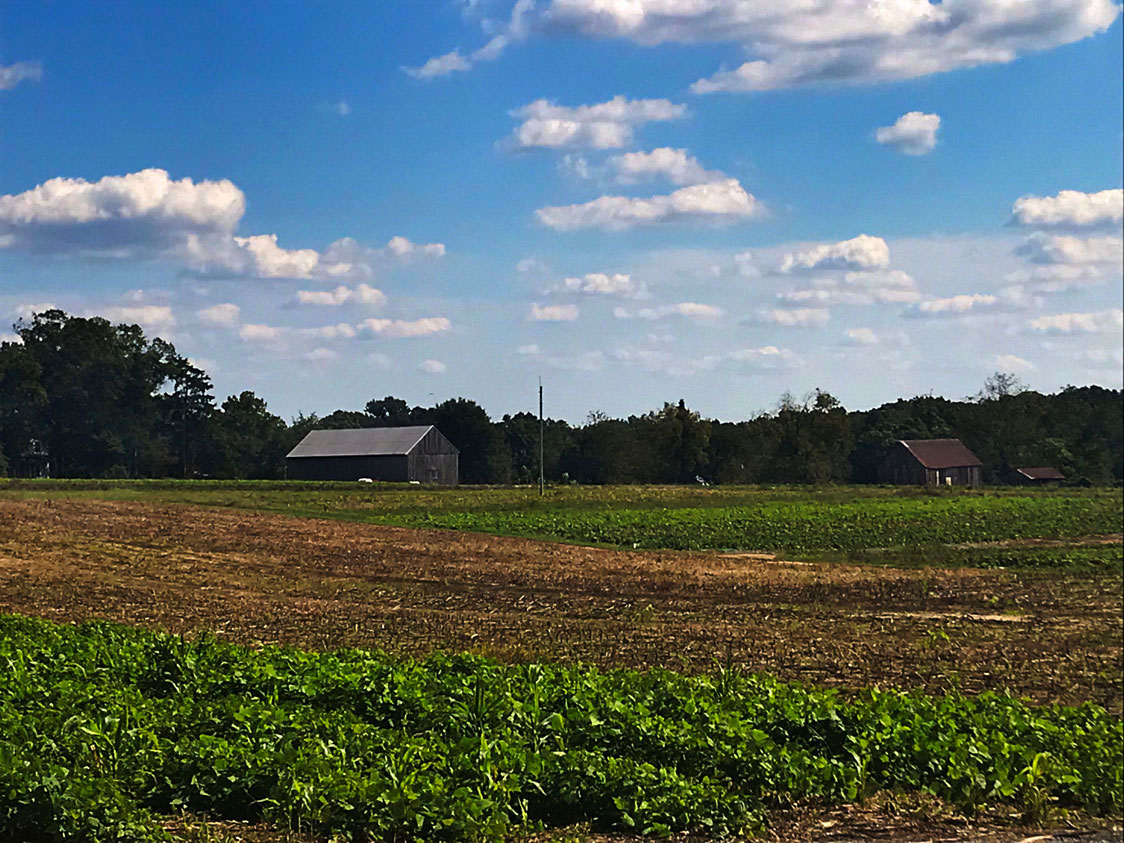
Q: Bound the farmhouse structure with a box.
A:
[877,439,983,487]
[1007,466,1065,485]
[286,426,459,484]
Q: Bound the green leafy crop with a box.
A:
[1,615,1120,841]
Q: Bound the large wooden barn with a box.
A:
[877,438,983,487]
[286,426,459,484]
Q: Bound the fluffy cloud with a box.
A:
[843,327,880,346]
[995,353,1036,373]
[1027,309,1123,334]
[579,0,1121,92]
[903,293,1001,318]
[94,306,176,333]
[781,234,890,273]
[304,347,339,362]
[530,303,580,321]
[239,323,284,343]
[197,303,241,327]
[384,235,446,258]
[420,359,447,374]
[0,169,245,256]
[750,307,830,327]
[875,112,940,155]
[430,1,1120,91]
[609,148,722,185]
[561,272,646,298]
[780,269,921,306]
[0,169,445,282]
[537,178,762,230]
[304,323,358,341]
[0,60,42,90]
[358,317,452,338]
[1011,189,1123,229]
[615,302,723,321]
[1014,232,1123,265]
[294,284,387,308]
[509,96,688,149]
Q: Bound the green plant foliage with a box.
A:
[1,615,1120,841]
[395,493,1121,553]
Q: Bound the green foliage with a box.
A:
[846,543,1124,571]
[396,490,1122,552]
[1,615,1121,841]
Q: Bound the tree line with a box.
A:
[1,310,1121,484]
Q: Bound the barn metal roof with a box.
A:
[898,439,983,469]
[287,426,437,458]
[1014,466,1065,480]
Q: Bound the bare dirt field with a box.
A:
[2,498,1120,715]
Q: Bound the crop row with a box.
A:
[398,495,1121,552]
[844,543,1124,570]
[1,615,1121,841]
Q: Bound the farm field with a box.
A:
[2,480,1121,558]
[0,483,1121,841]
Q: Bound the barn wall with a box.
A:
[406,427,459,485]
[877,446,927,484]
[877,446,981,486]
[287,455,408,481]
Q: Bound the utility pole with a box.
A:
[538,377,544,496]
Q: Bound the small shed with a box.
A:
[1007,466,1065,485]
[286,426,459,485]
[877,439,983,487]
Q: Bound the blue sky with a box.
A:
[1,0,1122,423]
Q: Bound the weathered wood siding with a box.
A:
[877,444,981,487]
[405,427,459,486]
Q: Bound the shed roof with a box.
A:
[287,426,442,459]
[1014,466,1065,480]
[898,439,983,469]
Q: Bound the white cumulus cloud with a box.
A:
[844,327,880,345]
[357,317,452,338]
[995,353,1036,373]
[1015,232,1123,265]
[0,168,245,257]
[561,272,646,298]
[536,178,762,230]
[1011,188,1123,229]
[294,284,387,308]
[609,147,722,185]
[197,303,241,327]
[751,307,830,327]
[420,359,447,374]
[875,111,940,155]
[616,302,724,321]
[530,303,580,321]
[904,293,1001,318]
[781,234,891,273]
[1027,309,1123,334]
[509,95,688,149]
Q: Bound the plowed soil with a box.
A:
[1,498,1120,713]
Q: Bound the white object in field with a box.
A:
[409,480,421,485]
[358,477,373,483]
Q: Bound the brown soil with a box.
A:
[1,498,1120,714]
[2,498,1121,843]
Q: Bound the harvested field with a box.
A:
[2,498,1120,713]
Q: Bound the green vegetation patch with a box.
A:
[2,615,1121,841]
[845,543,1124,571]
[394,493,1121,552]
